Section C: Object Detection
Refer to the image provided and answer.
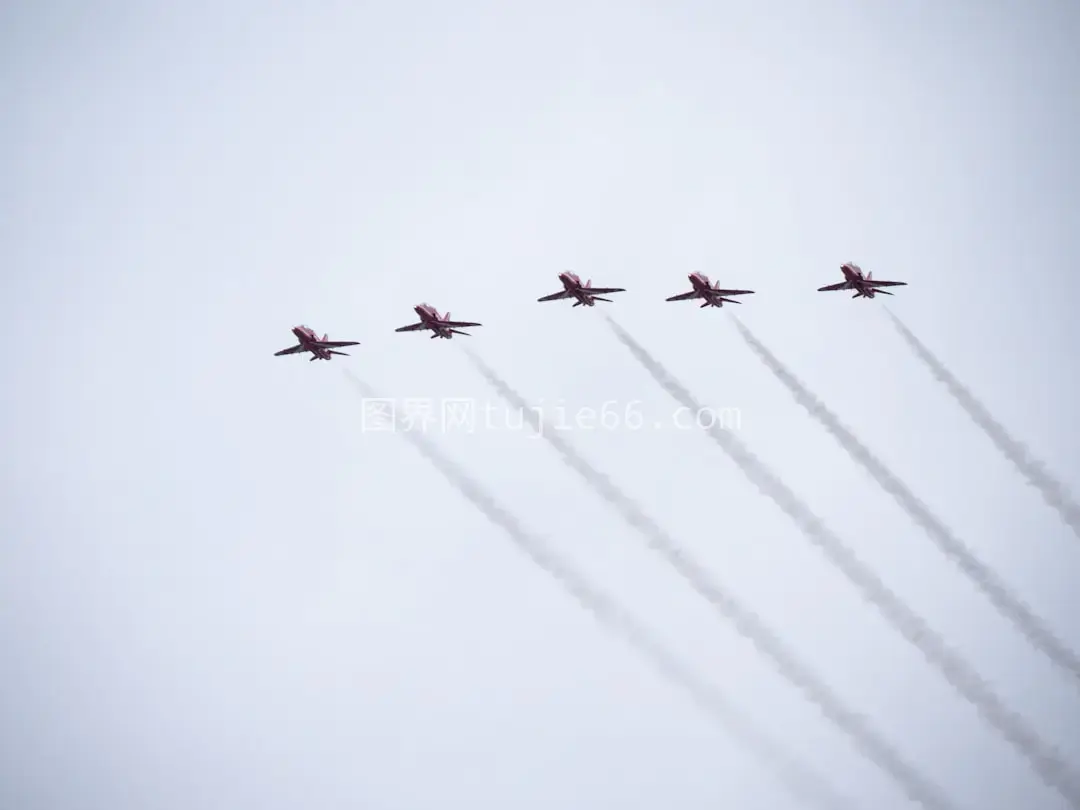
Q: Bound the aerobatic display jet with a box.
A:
[274,325,360,361]
[395,303,482,339]
[537,272,626,307]
[665,273,755,307]
[817,263,907,298]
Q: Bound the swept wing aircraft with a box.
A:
[395,303,482,339]
[666,273,755,307]
[817,263,907,298]
[537,272,626,307]
[274,325,360,361]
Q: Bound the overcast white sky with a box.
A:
[3,1,1079,808]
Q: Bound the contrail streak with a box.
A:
[729,315,1080,687]
[461,351,958,810]
[884,308,1080,541]
[716,318,1080,807]
[341,370,854,810]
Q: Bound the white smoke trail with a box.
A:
[884,308,1080,541]
[724,317,1080,807]
[341,369,854,810]
[729,315,1080,686]
[460,351,958,810]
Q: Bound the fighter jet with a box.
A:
[395,303,482,339]
[666,273,755,308]
[817,263,907,298]
[274,325,360,361]
[537,272,626,307]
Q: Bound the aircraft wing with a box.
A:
[586,287,625,294]
[868,280,907,287]
[274,344,306,356]
[711,289,754,296]
[538,290,572,301]
[442,320,482,327]
[395,322,427,332]
[817,281,852,291]
[666,291,698,301]
[314,340,361,348]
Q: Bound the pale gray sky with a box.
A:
[3,1,1079,808]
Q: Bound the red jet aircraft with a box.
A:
[395,303,482,339]
[537,272,626,307]
[274,325,360,361]
[666,273,755,308]
[817,263,907,298]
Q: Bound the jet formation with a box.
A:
[274,263,907,360]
